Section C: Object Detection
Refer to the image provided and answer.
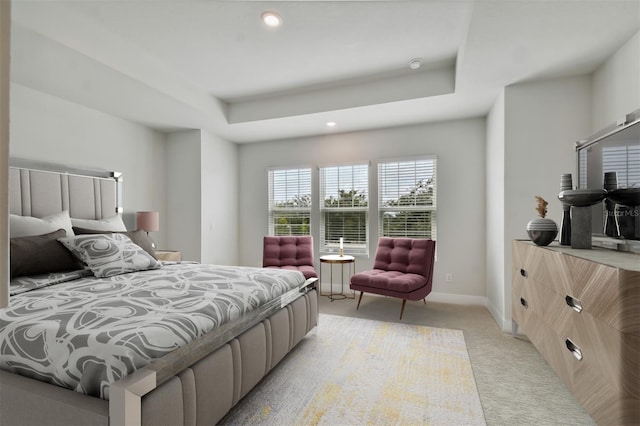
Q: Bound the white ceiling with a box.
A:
[10,0,640,143]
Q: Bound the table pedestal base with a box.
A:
[571,206,592,249]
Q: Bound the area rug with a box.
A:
[219,314,486,425]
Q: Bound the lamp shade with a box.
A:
[136,211,159,233]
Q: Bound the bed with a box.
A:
[0,161,319,426]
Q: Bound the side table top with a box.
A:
[320,254,355,263]
[155,250,182,262]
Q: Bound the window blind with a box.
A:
[268,168,311,236]
[378,158,436,239]
[319,164,368,255]
[603,146,640,187]
[578,149,588,189]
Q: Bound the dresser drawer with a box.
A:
[536,284,574,338]
[513,242,571,301]
[537,314,640,425]
[512,272,545,329]
[513,241,640,334]
[573,268,640,335]
[533,323,575,393]
[512,240,544,283]
[568,333,640,425]
[571,310,640,399]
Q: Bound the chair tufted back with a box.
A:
[263,236,315,268]
[373,237,436,278]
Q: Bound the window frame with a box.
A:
[319,162,369,255]
[377,156,437,240]
[267,167,312,236]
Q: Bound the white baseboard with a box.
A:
[425,292,488,307]
[485,300,513,332]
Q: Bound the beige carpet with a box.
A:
[220,314,486,425]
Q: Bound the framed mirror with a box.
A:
[576,108,640,245]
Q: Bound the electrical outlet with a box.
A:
[445,273,453,282]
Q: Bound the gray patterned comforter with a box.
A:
[0,263,305,399]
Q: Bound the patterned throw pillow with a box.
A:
[58,234,161,278]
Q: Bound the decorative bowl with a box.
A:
[558,189,607,207]
[606,188,640,206]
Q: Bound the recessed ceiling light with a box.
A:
[409,59,421,70]
[261,11,282,28]
[326,121,337,127]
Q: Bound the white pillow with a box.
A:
[58,233,161,278]
[10,210,75,238]
[71,214,127,232]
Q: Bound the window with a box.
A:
[378,158,436,239]
[578,149,587,189]
[268,168,311,236]
[319,164,368,255]
[602,145,640,187]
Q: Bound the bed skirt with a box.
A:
[0,289,318,425]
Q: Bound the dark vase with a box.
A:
[526,218,558,246]
[604,200,619,237]
[560,208,571,245]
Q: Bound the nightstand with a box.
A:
[155,250,182,262]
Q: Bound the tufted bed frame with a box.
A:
[0,160,319,426]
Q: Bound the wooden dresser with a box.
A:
[512,240,640,425]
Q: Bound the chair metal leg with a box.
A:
[356,291,364,310]
[399,299,407,320]
[423,298,426,304]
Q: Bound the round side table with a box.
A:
[319,254,356,301]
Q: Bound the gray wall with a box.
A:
[166,129,239,264]
[166,130,202,262]
[8,84,241,265]
[201,129,239,265]
[591,31,640,132]
[239,118,488,303]
[9,83,168,245]
[485,89,505,326]
[501,75,592,329]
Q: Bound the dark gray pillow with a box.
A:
[72,227,157,259]
[10,229,83,279]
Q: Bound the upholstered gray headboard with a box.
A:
[9,159,122,219]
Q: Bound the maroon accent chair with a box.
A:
[350,237,436,320]
[262,236,318,279]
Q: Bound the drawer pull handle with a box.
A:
[565,339,583,361]
[520,269,528,278]
[520,297,528,308]
[565,295,583,313]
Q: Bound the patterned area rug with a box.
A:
[220,314,486,425]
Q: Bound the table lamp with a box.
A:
[136,211,159,249]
